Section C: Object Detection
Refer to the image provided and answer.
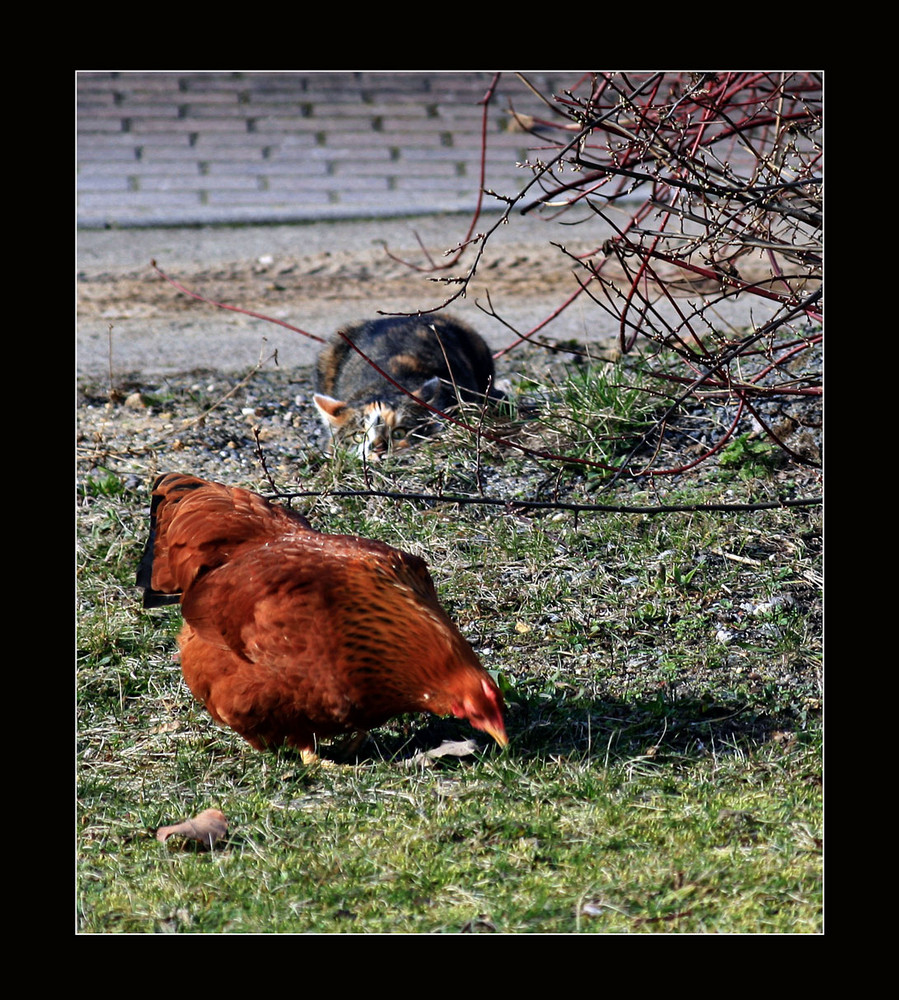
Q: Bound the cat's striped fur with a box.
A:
[313,315,500,460]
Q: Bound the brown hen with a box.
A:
[137,473,507,758]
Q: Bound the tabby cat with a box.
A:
[313,315,500,460]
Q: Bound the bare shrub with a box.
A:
[415,71,822,484]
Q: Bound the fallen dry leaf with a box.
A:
[156,808,228,847]
[425,739,481,759]
[405,739,483,768]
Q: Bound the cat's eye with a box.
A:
[391,428,407,440]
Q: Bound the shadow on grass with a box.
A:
[308,690,818,769]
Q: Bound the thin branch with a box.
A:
[274,486,822,516]
[151,260,327,343]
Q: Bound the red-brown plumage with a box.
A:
[138,473,507,755]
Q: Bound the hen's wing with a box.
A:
[182,534,454,685]
[177,532,477,742]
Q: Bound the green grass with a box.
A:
[76,352,822,934]
[78,739,821,933]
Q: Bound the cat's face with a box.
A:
[313,393,431,461]
[314,376,447,461]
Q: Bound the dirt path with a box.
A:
[76,213,618,381]
[77,209,802,392]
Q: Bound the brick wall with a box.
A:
[76,71,577,228]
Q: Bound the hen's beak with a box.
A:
[482,721,509,748]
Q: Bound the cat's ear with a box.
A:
[313,393,352,430]
[415,377,444,405]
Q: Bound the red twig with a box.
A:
[382,73,502,273]
[151,260,327,344]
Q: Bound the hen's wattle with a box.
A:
[137,473,507,757]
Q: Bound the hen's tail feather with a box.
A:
[138,473,314,608]
[137,475,203,607]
